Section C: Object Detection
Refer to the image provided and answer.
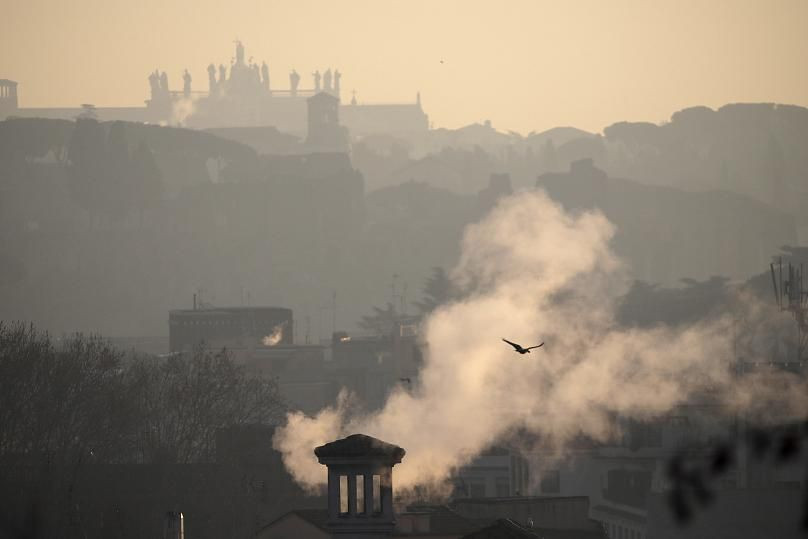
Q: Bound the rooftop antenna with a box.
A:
[332,291,337,334]
[770,254,808,362]
[400,281,408,316]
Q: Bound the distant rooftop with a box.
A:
[169,306,292,315]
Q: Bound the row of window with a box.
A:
[171,319,273,326]
[339,474,382,515]
[607,522,645,539]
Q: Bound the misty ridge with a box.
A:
[0,103,806,338]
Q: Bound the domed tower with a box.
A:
[315,434,405,539]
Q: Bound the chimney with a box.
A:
[315,434,405,538]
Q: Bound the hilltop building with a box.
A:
[0,79,18,118]
[306,92,350,152]
[1,42,429,137]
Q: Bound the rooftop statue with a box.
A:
[148,70,160,99]
[183,69,192,97]
[290,69,300,96]
[207,64,217,95]
[323,68,332,92]
[261,62,270,91]
[313,70,321,92]
[235,40,245,66]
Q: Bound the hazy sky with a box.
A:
[2,0,806,134]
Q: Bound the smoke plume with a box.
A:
[170,97,196,126]
[262,322,287,347]
[273,191,808,490]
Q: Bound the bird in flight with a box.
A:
[502,338,544,354]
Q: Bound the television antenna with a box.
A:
[770,257,808,362]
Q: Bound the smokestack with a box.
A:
[193,293,197,311]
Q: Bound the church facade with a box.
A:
[1,42,429,139]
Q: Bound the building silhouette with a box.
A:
[0,79,18,118]
[306,92,350,152]
[0,42,429,137]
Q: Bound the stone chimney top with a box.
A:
[315,434,405,463]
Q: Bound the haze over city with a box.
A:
[3,0,808,132]
[1,2,808,538]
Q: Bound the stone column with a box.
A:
[364,473,373,514]
[328,468,339,520]
[382,469,394,517]
[348,473,357,515]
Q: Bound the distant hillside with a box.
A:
[537,159,796,283]
[0,117,258,194]
[525,126,596,149]
[602,103,808,237]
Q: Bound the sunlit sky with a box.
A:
[2,0,807,134]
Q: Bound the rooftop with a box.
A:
[314,433,405,462]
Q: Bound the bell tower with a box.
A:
[305,91,349,152]
[315,434,405,539]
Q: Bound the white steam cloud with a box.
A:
[170,97,196,126]
[273,191,808,490]
[262,322,287,347]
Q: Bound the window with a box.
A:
[373,474,382,513]
[495,476,510,497]
[468,478,486,498]
[356,474,365,514]
[339,475,349,515]
[540,470,561,494]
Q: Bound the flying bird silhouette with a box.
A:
[502,338,544,354]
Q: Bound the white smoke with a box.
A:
[273,191,808,491]
[170,97,196,126]
[262,322,287,347]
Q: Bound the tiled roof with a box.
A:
[461,518,542,539]
[290,508,330,528]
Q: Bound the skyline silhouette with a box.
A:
[2,0,807,133]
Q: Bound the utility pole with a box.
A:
[332,291,337,334]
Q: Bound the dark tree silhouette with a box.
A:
[358,302,400,336]
[0,323,284,535]
[415,266,454,315]
[667,419,808,531]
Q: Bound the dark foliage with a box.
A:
[667,420,808,530]
[0,322,284,536]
